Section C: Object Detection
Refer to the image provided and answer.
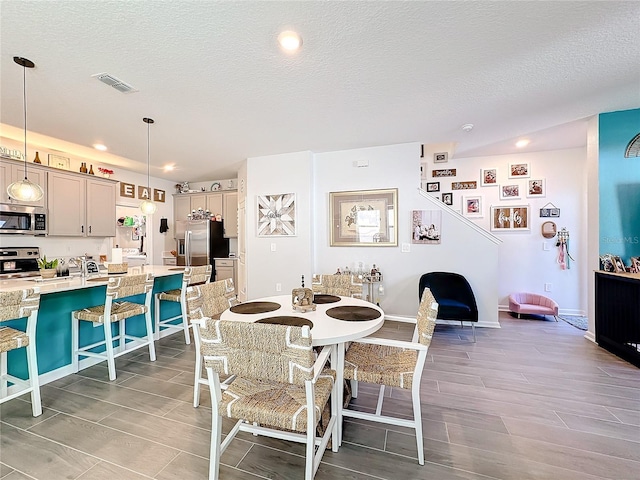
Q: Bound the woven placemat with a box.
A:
[325,305,381,321]
[230,301,281,314]
[313,294,341,304]
[256,316,313,328]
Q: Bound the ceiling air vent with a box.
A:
[91,73,138,94]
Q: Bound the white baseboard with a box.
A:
[584,331,596,343]
[384,314,500,328]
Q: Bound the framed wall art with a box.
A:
[432,168,456,177]
[48,153,70,170]
[425,181,440,192]
[257,193,296,236]
[500,184,520,200]
[330,188,397,246]
[412,210,441,244]
[462,195,484,218]
[452,181,477,190]
[481,167,498,186]
[490,205,530,231]
[508,162,530,178]
[527,178,546,197]
[441,192,453,206]
[433,152,448,163]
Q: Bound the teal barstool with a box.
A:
[72,273,156,381]
[0,288,42,417]
[154,265,212,344]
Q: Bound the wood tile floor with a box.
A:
[1,312,639,479]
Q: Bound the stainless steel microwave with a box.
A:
[0,204,47,235]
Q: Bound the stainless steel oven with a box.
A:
[0,247,41,278]
[0,204,47,235]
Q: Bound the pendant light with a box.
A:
[6,57,44,202]
[139,117,157,214]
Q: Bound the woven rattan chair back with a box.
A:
[416,287,438,346]
[183,265,212,286]
[107,273,154,300]
[311,274,363,298]
[0,288,40,324]
[201,319,314,385]
[185,279,236,321]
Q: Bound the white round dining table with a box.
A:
[220,294,385,346]
[220,294,385,446]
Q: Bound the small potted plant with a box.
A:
[38,255,59,279]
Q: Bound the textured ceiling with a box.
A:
[1,1,639,182]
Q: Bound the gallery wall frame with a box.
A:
[412,210,441,244]
[527,178,546,197]
[490,205,530,231]
[481,167,498,186]
[441,192,453,206]
[257,193,296,236]
[508,162,530,179]
[330,188,398,246]
[462,195,484,218]
[433,152,448,163]
[500,184,521,200]
[425,181,440,192]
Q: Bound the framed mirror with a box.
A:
[541,221,557,238]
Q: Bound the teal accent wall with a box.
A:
[599,108,640,261]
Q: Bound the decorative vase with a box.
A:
[80,162,88,173]
[89,164,94,175]
[33,151,41,164]
[39,268,57,279]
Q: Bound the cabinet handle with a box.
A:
[81,225,84,233]
[89,225,92,234]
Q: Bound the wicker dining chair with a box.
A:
[193,318,338,480]
[71,273,156,381]
[185,279,237,407]
[311,273,363,298]
[342,288,438,465]
[154,265,212,344]
[0,288,42,417]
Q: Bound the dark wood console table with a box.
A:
[595,271,640,368]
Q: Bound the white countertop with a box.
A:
[0,265,185,294]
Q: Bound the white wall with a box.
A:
[245,151,314,299]
[313,143,500,326]
[425,148,587,314]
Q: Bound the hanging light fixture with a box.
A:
[6,57,44,202]
[139,117,157,214]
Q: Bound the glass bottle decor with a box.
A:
[33,151,41,163]
[80,162,88,173]
[88,164,94,175]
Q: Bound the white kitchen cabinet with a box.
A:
[215,258,237,288]
[206,193,223,217]
[48,171,116,236]
[223,192,238,237]
[1,159,47,207]
[173,195,191,222]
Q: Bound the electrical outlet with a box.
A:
[270,243,276,252]
[543,242,550,251]
[401,243,410,253]
[276,283,282,292]
[545,283,552,292]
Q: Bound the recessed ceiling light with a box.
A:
[163,164,175,172]
[278,30,302,51]
[93,144,107,151]
[515,139,530,148]
[461,123,474,132]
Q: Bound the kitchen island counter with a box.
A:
[3,265,184,386]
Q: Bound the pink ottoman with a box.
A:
[508,293,559,321]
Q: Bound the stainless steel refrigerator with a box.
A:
[175,220,230,278]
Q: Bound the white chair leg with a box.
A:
[71,313,80,373]
[103,321,117,381]
[207,367,222,480]
[351,379,358,398]
[26,340,42,416]
[0,351,7,398]
[144,310,156,361]
[412,385,424,465]
[375,385,385,415]
[472,323,476,343]
[153,294,161,341]
[193,327,202,407]
[180,299,190,345]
